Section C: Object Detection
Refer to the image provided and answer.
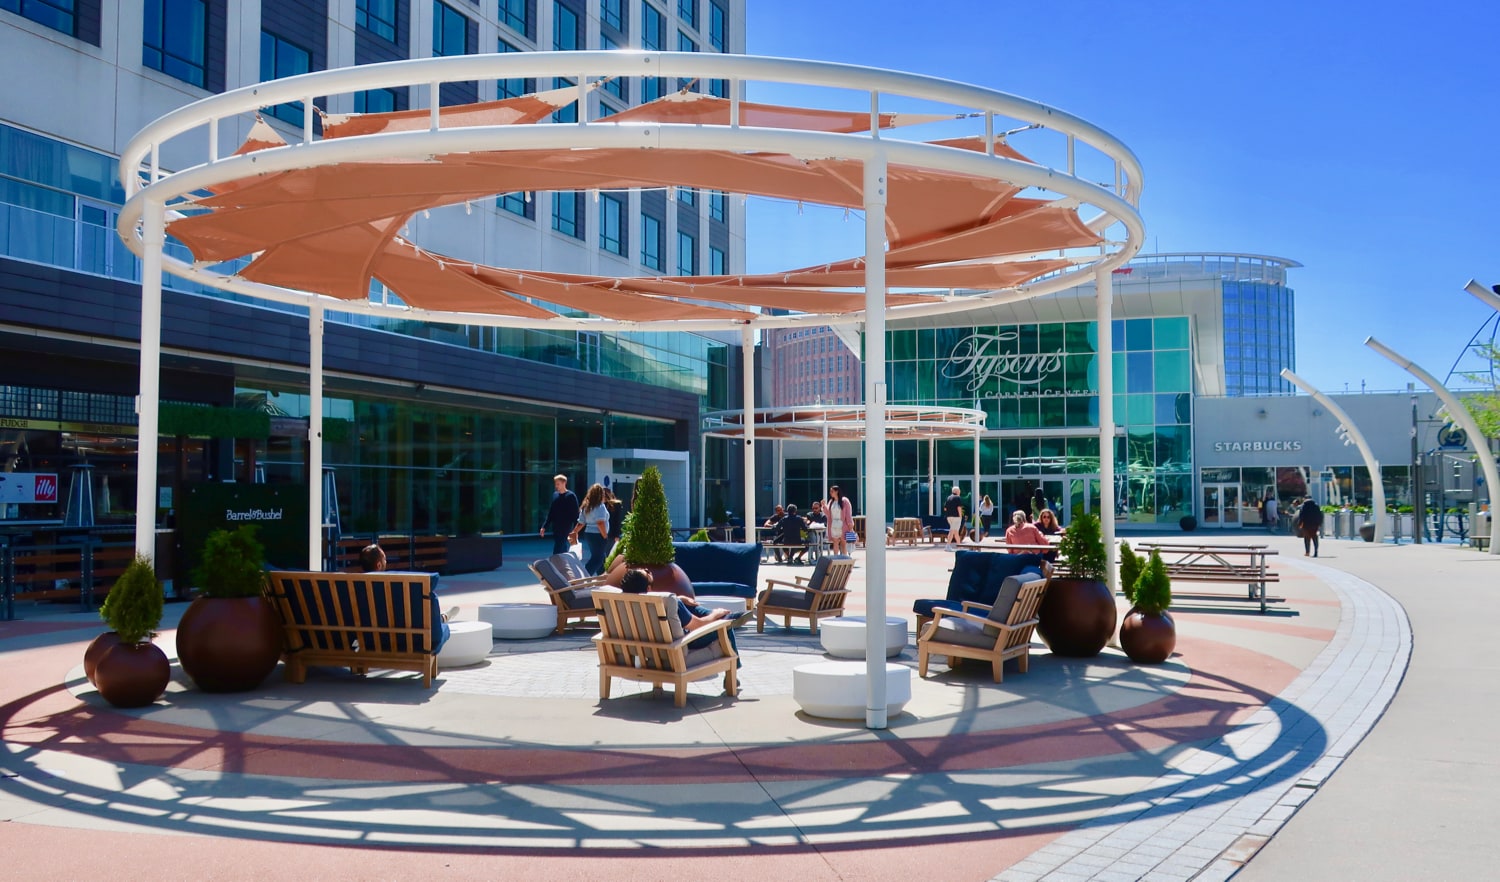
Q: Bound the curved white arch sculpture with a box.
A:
[1281,369,1384,543]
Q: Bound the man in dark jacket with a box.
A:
[774,504,809,564]
[539,474,580,555]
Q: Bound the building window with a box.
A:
[709,190,726,222]
[551,77,577,122]
[677,187,695,207]
[642,76,664,102]
[709,244,726,275]
[553,1,578,50]
[355,88,399,113]
[678,0,696,30]
[552,191,582,239]
[496,37,535,98]
[677,31,696,52]
[708,78,727,98]
[432,1,469,57]
[355,0,396,42]
[260,31,312,125]
[641,2,662,49]
[601,0,624,32]
[677,230,697,276]
[498,190,534,219]
[2,0,74,36]
[143,0,207,87]
[642,213,663,271]
[498,0,530,36]
[709,0,725,50]
[600,33,626,100]
[600,193,626,256]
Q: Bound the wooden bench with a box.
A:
[265,571,444,687]
[1134,543,1283,613]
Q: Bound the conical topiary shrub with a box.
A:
[626,466,675,568]
[1120,548,1176,664]
[92,554,170,708]
[99,554,164,645]
[1132,549,1173,616]
[1118,541,1143,605]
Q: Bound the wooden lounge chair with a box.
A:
[592,589,738,707]
[529,555,606,634]
[890,517,924,545]
[917,571,1049,683]
[755,555,854,634]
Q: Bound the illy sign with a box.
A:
[0,473,60,504]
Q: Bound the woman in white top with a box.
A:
[978,495,996,539]
[572,483,611,575]
[826,484,854,554]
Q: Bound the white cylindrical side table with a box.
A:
[792,661,911,720]
[818,615,908,658]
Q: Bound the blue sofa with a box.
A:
[671,541,762,600]
[913,550,1047,624]
[921,514,951,541]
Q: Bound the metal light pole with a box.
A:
[1412,384,1422,544]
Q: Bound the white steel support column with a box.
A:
[1366,337,1500,554]
[741,324,756,535]
[863,149,889,728]
[1095,266,1116,589]
[308,302,325,570]
[928,438,935,514]
[973,428,981,538]
[1281,369,1385,543]
[134,198,165,561]
[822,416,829,504]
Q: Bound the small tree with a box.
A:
[192,525,268,598]
[1132,549,1173,616]
[626,466,675,567]
[604,510,634,571]
[1118,541,1143,604]
[99,554,164,644]
[1057,512,1107,581]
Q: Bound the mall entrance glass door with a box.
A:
[1202,483,1240,528]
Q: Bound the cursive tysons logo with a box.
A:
[942,332,1065,391]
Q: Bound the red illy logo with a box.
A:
[33,475,57,502]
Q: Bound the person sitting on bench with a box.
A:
[773,504,809,564]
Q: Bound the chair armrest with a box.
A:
[928,607,991,629]
[959,600,994,614]
[763,577,812,593]
[992,615,1040,633]
[675,617,736,648]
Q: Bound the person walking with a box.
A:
[573,483,611,575]
[826,485,853,555]
[1263,492,1279,533]
[978,494,996,540]
[943,485,965,545]
[1294,497,1324,557]
[539,474,580,555]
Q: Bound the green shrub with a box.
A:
[626,466,675,567]
[99,554,163,644]
[1057,512,1107,581]
[1118,541,1143,604]
[604,510,633,572]
[688,528,711,542]
[1132,549,1173,615]
[192,525,268,598]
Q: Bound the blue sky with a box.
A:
[742,1,1500,394]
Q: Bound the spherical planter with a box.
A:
[1036,577,1116,658]
[175,596,283,692]
[605,561,696,600]
[1119,608,1176,664]
[1179,515,1198,532]
[94,641,171,708]
[83,631,124,685]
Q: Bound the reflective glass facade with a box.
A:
[881,317,1193,524]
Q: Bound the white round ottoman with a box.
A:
[819,616,908,658]
[478,603,557,640]
[695,595,748,613]
[437,621,493,668]
[792,661,911,720]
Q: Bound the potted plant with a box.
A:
[175,525,283,692]
[1118,541,1143,606]
[1119,548,1175,663]
[91,554,171,707]
[603,510,634,572]
[1037,512,1116,657]
[605,466,694,597]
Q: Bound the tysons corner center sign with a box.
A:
[942,332,1065,392]
[1213,440,1303,452]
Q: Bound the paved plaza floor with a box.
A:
[0,532,1492,880]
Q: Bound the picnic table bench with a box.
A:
[1135,543,1282,613]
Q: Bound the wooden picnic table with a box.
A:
[1134,542,1282,613]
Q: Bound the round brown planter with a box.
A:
[605,560,696,600]
[83,631,123,685]
[1036,577,1116,657]
[175,596,283,692]
[94,641,171,708]
[1119,608,1176,664]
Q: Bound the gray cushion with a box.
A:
[563,587,594,609]
[651,592,686,640]
[685,641,726,667]
[934,615,995,648]
[983,576,1028,636]
[764,587,814,610]
[804,556,835,591]
[549,553,589,582]
[534,558,569,591]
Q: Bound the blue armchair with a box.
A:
[671,541,762,599]
[913,550,1046,629]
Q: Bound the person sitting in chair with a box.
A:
[619,567,745,662]
[774,503,809,564]
[359,543,453,653]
